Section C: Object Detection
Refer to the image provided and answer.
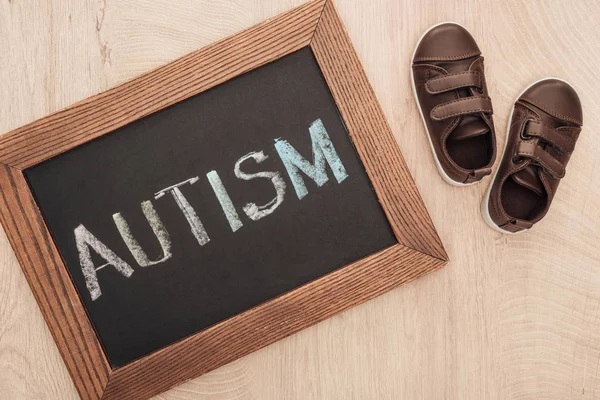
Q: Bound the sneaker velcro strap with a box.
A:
[430,96,493,121]
[425,72,481,94]
[525,121,579,153]
[515,141,566,179]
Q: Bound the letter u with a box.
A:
[113,200,172,267]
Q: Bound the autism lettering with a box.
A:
[75,118,350,301]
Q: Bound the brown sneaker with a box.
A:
[482,78,583,234]
[411,22,496,186]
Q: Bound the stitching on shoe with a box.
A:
[531,124,579,153]
[521,96,583,125]
[515,147,566,178]
[433,107,493,120]
[412,64,448,74]
[431,96,492,120]
[413,51,481,61]
[425,71,482,94]
[555,126,581,154]
[556,126,580,134]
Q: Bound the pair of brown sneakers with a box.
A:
[411,23,583,234]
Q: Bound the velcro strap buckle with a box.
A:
[425,72,481,94]
[431,96,493,121]
[525,121,579,153]
[515,141,565,179]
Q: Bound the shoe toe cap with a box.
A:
[414,23,480,61]
[520,78,583,125]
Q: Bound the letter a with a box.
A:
[74,224,134,301]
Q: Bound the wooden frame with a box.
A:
[0,1,447,399]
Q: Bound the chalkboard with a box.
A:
[25,48,397,367]
[0,3,446,397]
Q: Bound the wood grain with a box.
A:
[0,0,325,170]
[311,1,446,261]
[0,0,446,398]
[103,244,444,400]
[0,165,110,400]
[2,0,600,399]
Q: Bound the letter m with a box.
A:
[274,119,349,200]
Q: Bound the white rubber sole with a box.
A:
[410,21,478,187]
[480,76,573,234]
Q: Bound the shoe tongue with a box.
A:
[511,165,545,196]
[450,116,489,141]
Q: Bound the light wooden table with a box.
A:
[1,0,599,399]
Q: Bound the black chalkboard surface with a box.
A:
[25,48,397,367]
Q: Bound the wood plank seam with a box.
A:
[308,0,328,43]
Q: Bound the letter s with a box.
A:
[234,151,286,221]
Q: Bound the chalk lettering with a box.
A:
[274,119,348,200]
[113,200,172,267]
[207,170,243,232]
[154,178,210,246]
[234,151,286,221]
[73,117,350,300]
[74,224,134,301]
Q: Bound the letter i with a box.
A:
[206,171,243,232]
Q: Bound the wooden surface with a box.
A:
[312,1,445,260]
[0,2,447,398]
[103,247,444,400]
[0,165,110,400]
[101,2,446,398]
[0,0,324,169]
[1,0,599,399]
